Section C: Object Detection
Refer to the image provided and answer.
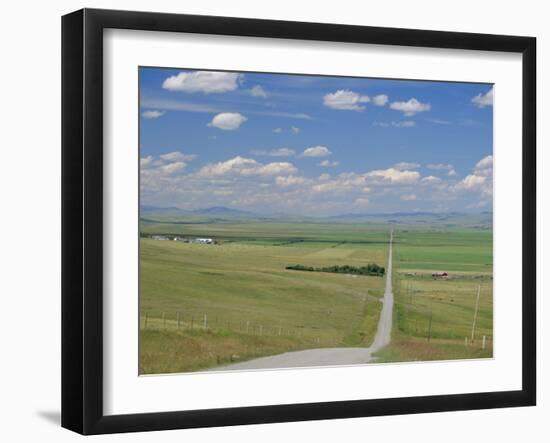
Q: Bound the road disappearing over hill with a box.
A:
[214,230,394,371]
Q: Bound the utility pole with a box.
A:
[471,285,481,343]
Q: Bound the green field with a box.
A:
[140,222,388,374]
[374,229,493,362]
[139,217,493,374]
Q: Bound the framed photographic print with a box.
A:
[62,8,536,435]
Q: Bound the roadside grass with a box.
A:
[140,329,307,374]
[373,336,492,363]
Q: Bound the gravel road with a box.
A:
[213,230,394,371]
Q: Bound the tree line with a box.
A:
[285,263,385,276]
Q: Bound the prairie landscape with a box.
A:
[139,211,492,374]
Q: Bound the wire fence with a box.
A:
[140,309,492,350]
[140,310,345,346]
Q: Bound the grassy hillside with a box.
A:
[140,228,388,374]
[139,218,493,373]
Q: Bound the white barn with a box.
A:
[194,238,213,244]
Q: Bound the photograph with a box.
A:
[138,67,494,375]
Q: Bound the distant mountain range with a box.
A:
[140,205,255,217]
[328,211,458,219]
[140,205,492,225]
[192,206,256,216]
[140,205,182,214]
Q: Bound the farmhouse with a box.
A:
[432,271,448,278]
[193,238,214,244]
[151,235,169,241]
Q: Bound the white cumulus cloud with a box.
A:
[475,155,493,173]
[301,146,332,157]
[459,174,486,189]
[198,156,297,177]
[275,176,307,187]
[372,94,389,106]
[141,110,165,119]
[323,90,370,111]
[250,85,268,98]
[159,151,197,162]
[389,98,431,116]
[208,112,247,130]
[159,161,186,175]
[365,168,420,185]
[319,160,340,167]
[140,155,154,168]
[421,175,442,184]
[454,155,493,198]
[162,71,242,93]
[471,87,494,108]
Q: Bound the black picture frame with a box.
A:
[62,8,536,435]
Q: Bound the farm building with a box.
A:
[193,238,214,244]
[151,235,169,241]
[432,271,448,278]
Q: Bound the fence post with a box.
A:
[482,335,486,350]
[471,284,481,343]
[464,337,468,347]
[246,320,250,334]
[203,314,207,330]
[427,299,433,342]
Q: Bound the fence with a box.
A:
[140,310,345,346]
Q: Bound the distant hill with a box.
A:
[326,211,492,228]
[192,206,256,217]
[139,205,492,229]
[140,205,183,214]
[329,211,459,219]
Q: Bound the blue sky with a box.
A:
[139,67,493,215]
